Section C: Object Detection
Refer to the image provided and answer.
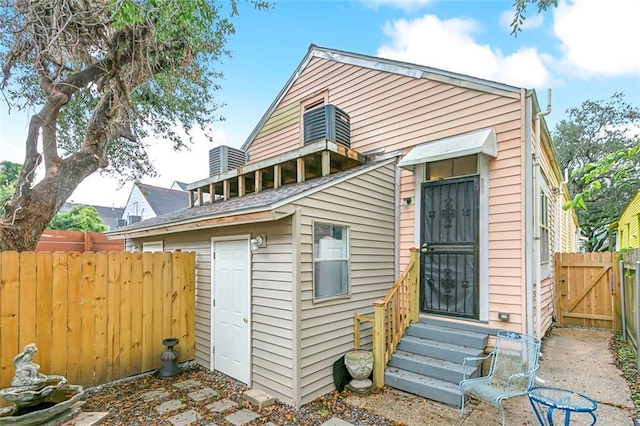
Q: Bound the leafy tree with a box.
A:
[0,0,270,251]
[554,93,640,251]
[0,161,21,216]
[510,0,558,35]
[48,205,107,232]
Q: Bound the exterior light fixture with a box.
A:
[250,234,267,252]
[498,312,510,321]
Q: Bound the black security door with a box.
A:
[420,176,479,319]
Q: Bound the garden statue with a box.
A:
[0,343,66,408]
[0,343,85,426]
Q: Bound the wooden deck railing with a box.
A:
[353,248,420,387]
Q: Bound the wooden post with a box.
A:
[373,300,385,388]
[321,151,330,176]
[209,183,215,203]
[353,316,360,350]
[188,190,194,208]
[223,180,230,201]
[238,175,245,197]
[297,158,305,183]
[410,248,420,323]
[197,187,203,207]
[255,170,262,193]
[274,164,281,189]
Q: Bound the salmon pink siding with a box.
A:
[247,56,528,331]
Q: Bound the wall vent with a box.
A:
[209,145,247,176]
[303,104,350,147]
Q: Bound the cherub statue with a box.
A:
[10,343,48,387]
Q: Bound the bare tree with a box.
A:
[0,0,269,250]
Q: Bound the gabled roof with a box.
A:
[61,202,124,229]
[241,44,522,152]
[134,182,189,216]
[108,158,395,239]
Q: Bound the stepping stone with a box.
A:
[225,409,260,426]
[173,379,202,389]
[206,399,238,413]
[61,411,109,426]
[188,387,217,401]
[140,389,169,402]
[264,423,279,426]
[167,409,202,426]
[155,399,184,414]
[243,389,275,409]
[320,418,355,426]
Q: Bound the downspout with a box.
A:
[534,89,552,338]
[524,93,534,337]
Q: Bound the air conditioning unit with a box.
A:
[128,215,142,224]
[303,104,350,147]
[209,145,246,176]
[116,218,127,228]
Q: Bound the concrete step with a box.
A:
[397,335,485,365]
[384,367,463,407]
[387,350,479,385]
[418,316,500,336]
[405,322,489,349]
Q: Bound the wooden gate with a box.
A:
[555,252,620,331]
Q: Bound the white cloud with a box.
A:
[377,14,553,88]
[360,0,433,12]
[498,9,544,32]
[553,0,640,77]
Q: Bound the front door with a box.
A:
[420,176,479,319]
[212,239,251,384]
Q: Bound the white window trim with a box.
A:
[538,174,551,278]
[312,221,350,302]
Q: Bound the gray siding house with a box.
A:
[109,158,397,406]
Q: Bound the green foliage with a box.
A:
[554,93,640,251]
[0,161,21,216]
[613,334,640,414]
[48,205,108,232]
[510,0,558,35]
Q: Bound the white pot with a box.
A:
[344,349,374,389]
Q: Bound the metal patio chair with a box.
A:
[459,330,541,426]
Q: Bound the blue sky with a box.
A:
[1,0,638,206]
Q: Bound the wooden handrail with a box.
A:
[363,248,420,388]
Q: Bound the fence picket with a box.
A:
[0,251,195,389]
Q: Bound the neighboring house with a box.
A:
[120,182,189,226]
[109,45,578,407]
[617,189,640,250]
[60,202,124,231]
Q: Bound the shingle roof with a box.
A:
[109,159,394,236]
[135,182,190,216]
[61,202,125,230]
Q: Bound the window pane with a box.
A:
[453,155,477,176]
[314,261,348,298]
[427,159,452,180]
[314,224,347,259]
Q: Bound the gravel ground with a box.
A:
[81,364,404,426]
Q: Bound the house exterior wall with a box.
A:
[246,56,527,332]
[121,185,156,221]
[125,162,396,407]
[291,163,396,405]
[129,218,296,404]
[618,190,640,250]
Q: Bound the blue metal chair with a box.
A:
[460,330,541,426]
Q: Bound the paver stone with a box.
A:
[206,399,238,413]
[173,379,202,389]
[225,409,260,426]
[188,387,218,401]
[167,409,202,426]
[155,399,184,414]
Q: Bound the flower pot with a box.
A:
[344,349,373,389]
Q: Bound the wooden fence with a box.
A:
[554,251,620,331]
[36,230,124,252]
[620,249,640,349]
[0,251,195,390]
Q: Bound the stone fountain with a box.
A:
[0,344,85,425]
